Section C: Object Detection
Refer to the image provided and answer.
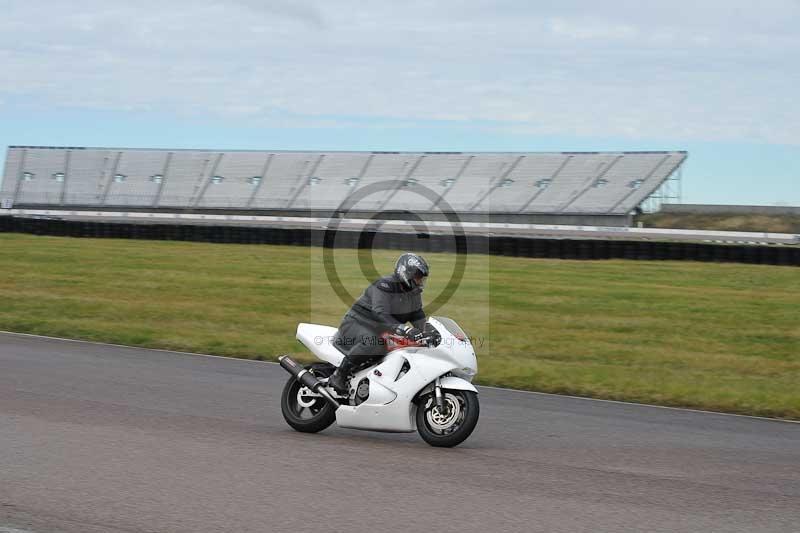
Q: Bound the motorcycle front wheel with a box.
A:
[280,363,337,433]
[416,390,479,447]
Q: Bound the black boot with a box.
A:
[328,357,356,395]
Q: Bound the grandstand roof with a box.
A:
[1,146,687,215]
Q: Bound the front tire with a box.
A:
[416,390,479,448]
[280,363,337,433]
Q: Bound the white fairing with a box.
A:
[297,316,478,433]
[296,323,344,366]
[419,376,478,397]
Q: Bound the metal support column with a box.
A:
[431,155,473,211]
[285,154,325,209]
[558,154,623,212]
[152,152,174,208]
[192,153,224,207]
[470,155,526,211]
[517,155,572,213]
[59,149,72,206]
[12,148,27,204]
[607,154,670,214]
[246,153,274,208]
[338,153,376,209]
[100,152,123,206]
[376,154,426,211]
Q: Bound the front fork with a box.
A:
[434,376,447,412]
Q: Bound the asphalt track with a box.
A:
[1,333,798,533]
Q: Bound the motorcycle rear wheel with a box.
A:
[280,363,337,433]
[416,390,479,448]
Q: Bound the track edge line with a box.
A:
[2,329,797,425]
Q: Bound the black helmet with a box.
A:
[394,253,430,289]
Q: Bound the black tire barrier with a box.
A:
[0,216,798,267]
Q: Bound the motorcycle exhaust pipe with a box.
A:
[277,355,340,410]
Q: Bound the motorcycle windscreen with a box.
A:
[431,316,468,341]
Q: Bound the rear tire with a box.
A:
[416,390,479,448]
[280,363,337,433]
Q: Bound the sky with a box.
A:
[1,0,798,206]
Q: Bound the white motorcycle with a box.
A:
[278,316,479,447]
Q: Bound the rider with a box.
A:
[328,252,429,394]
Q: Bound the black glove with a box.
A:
[395,324,424,342]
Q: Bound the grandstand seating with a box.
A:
[250,152,316,209]
[483,154,569,212]
[0,147,687,217]
[158,151,214,207]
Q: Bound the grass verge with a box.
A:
[637,212,800,233]
[1,233,798,419]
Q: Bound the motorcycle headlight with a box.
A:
[459,367,476,378]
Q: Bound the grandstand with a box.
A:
[0,147,687,226]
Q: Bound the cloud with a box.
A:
[0,0,798,144]
[229,0,326,29]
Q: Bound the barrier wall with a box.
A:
[1,216,797,266]
[4,204,633,226]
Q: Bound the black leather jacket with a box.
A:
[347,274,426,332]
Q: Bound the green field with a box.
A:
[1,233,798,419]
